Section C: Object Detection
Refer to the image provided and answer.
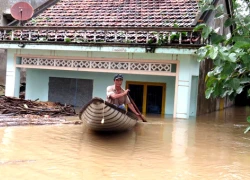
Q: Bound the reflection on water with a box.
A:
[0,107,250,180]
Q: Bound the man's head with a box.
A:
[113,74,123,81]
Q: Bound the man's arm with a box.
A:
[127,103,140,115]
[109,89,130,99]
[127,103,145,121]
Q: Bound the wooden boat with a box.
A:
[79,97,138,132]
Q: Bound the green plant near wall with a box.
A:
[194,0,250,133]
[65,37,71,43]
[158,34,168,45]
[157,22,189,45]
[170,23,189,42]
[31,18,37,24]
[170,31,188,42]
[157,31,189,45]
[126,40,132,43]
[147,38,156,44]
[244,117,250,134]
[170,32,179,41]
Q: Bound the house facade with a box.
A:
[0,0,232,118]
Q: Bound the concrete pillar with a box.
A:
[5,55,20,97]
[176,80,190,118]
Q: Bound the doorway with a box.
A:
[126,81,166,114]
[147,85,163,114]
[127,84,144,112]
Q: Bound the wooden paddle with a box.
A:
[127,93,147,122]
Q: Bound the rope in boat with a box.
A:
[101,99,105,124]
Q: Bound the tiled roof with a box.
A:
[25,0,199,27]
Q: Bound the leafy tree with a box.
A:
[194,0,250,133]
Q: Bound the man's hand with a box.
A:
[136,113,145,121]
[124,89,130,95]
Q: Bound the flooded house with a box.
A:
[0,0,233,118]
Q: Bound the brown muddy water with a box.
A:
[0,106,250,180]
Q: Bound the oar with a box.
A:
[127,93,147,122]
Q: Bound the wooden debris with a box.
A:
[0,95,76,117]
[0,114,82,127]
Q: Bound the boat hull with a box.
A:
[79,97,138,132]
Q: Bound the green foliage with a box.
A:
[157,31,189,45]
[244,116,250,134]
[37,37,47,41]
[158,34,168,45]
[170,32,180,41]
[196,0,250,133]
[64,37,71,43]
[31,18,37,24]
[147,38,155,44]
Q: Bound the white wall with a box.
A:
[26,69,176,115]
[176,55,199,118]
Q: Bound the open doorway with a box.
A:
[19,68,26,99]
[127,84,144,112]
[126,81,166,114]
[147,85,163,114]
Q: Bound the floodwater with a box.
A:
[0,107,250,180]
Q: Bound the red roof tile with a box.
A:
[25,0,199,27]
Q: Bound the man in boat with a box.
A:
[106,74,144,121]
